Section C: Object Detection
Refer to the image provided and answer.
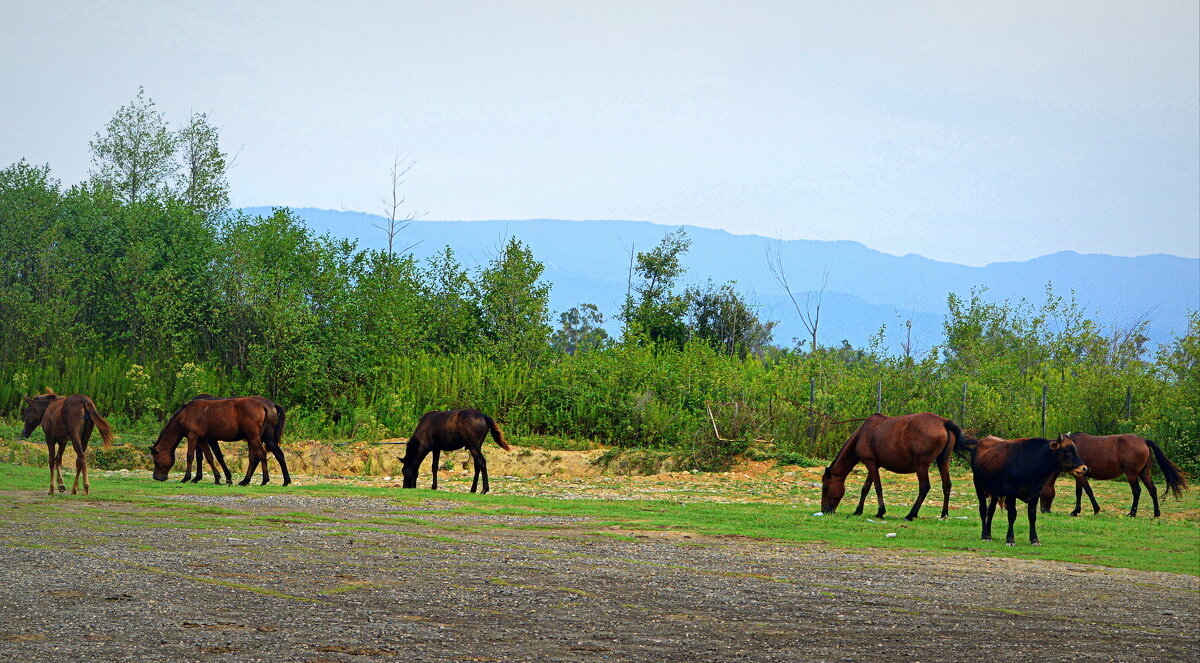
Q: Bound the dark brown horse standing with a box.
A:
[20,389,114,495]
[401,409,511,493]
[175,395,281,485]
[821,412,966,520]
[150,395,289,486]
[1039,432,1187,518]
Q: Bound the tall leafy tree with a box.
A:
[621,228,692,348]
[551,304,611,355]
[477,238,552,361]
[88,87,177,205]
[176,112,230,221]
[687,281,776,357]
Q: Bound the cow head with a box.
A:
[1050,435,1088,478]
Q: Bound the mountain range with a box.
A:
[242,207,1198,353]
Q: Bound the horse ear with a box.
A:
[44,387,56,396]
[22,395,32,405]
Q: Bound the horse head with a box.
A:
[820,466,845,514]
[19,393,56,440]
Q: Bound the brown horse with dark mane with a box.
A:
[150,395,289,486]
[821,412,966,520]
[401,409,511,493]
[1039,432,1187,518]
[20,389,114,495]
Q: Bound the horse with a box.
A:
[401,409,511,493]
[820,412,966,520]
[965,434,1087,546]
[19,389,114,495]
[173,394,280,485]
[1038,432,1187,518]
[150,395,289,486]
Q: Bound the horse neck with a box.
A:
[828,434,860,477]
[155,416,186,455]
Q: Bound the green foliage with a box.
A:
[551,304,611,355]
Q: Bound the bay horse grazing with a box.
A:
[965,435,1087,546]
[401,409,511,493]
[150,396,289,486]
[820,412,966,520]
[1039,433,1187,518]
[174,394,281,485]
[20,389,114,495]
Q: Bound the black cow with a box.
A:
[964,435,1088,546]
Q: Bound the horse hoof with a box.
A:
[237,481,250,487]
[1005,541,1015,547]
[1031,541,1040,547]
[1070,512,1080,517]
[57,486,65,494]
[904,515,916,522]
[282,480,291,487]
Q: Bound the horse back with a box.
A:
[1068,433,1150,479]
[858,412,951,472]
[180,398,269,441]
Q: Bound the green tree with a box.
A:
[687,280,777,357]
[420,247,482,354]
[88,87,177,205]
[551,303,611,355]
[176,112,229,221]
[477,238,552,361]
[621,228,692,348]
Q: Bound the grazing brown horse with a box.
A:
[820,412,966,520]
[966,435,1087,546]
[150,395,289,486]
[1038,433,1187,518]
[20,389,114,495]
[174,394,281,485]
[401,409,511,493]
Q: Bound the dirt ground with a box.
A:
[0,485,1195,663]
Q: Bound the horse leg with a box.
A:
[1081,479,1099,515]
[1004,496,1018,545]
[1140,464,1161,518]
[70,439,87,495]
[238,436,268,487]
[904,464,932,521]
[54,441,67,493]
[430,449,440,490]
[852,474,871,516]
[265,438,291,487]
[199,441,220,485]
[45,440,57,496]
[938,457,952,519]
[470,447,490,494]
[1070,478,1083,516]
[870,465,886,519]
[1126,471,1141,517]
[191,441,205,484]
[1026,499,1039,546]
[1039,474,1056,514]
[209,440,233,485]
[181,438,195,483]
[977,488,993,541]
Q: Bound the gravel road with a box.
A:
[0,491,1195,662]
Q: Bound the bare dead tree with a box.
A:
[372,153,423,257]
[766,239,828,352]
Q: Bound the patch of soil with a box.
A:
[0,492,1195,662]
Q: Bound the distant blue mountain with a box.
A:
[241,207,1199,352]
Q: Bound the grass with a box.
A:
[0,462,1196,577]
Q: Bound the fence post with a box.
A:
[1041,384,1047,438]
[808,377,816,447]
[876,380,882,414]
[1125,386,1132,420]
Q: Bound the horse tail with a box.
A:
[83,398,114,450]
[945,420,976,458]
[1145,439,1188,499]
[273,403,286,445]
[484,415,511,451]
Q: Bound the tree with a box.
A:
[687,281,776,357]
[89,87,177,205]
[371,154,422,258]
[621,228,692,348]
[477,238,552,360]
[766,240,827,352]
[551,304,611,355]
[420,247,483,354]
[176,112,230,221]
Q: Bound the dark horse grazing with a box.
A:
[821,412,966,520]
[150,395,289,486]
[1039,432,1187,518]
[401,409,511,493]
[20,389,114,495]
[174,394,280,485]
[964,435,1087,546]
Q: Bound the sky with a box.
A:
[2,1,1197,266]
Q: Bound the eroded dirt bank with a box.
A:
[0,492,1195,662]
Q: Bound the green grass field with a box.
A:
[1,460,1195,577]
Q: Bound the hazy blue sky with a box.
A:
[3,1,1197,265]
